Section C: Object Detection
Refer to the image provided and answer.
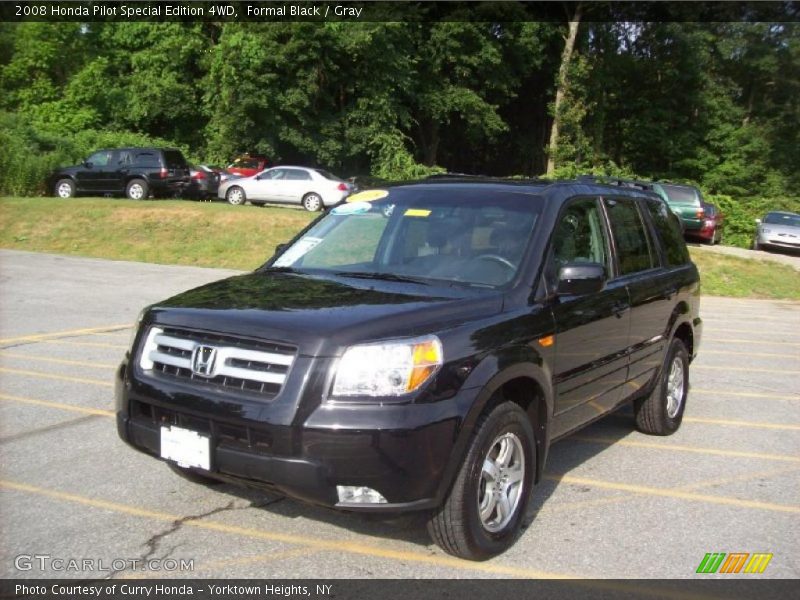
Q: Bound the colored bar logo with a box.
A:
[696,553,773,574]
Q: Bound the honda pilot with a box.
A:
[116,177,702,560]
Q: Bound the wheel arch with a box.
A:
[434,358,553,504]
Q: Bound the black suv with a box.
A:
[49,147,191,200]
[116,177,702,560]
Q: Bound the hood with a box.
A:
[147,272,504,356]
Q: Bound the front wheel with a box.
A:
[302,193,322,212]
[427,401,535,560]
[634,337,689,435]
[54,179,75,199]
[226,186,246,206]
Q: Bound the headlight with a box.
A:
[332,335,443,397]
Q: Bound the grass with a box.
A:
[1,197,798,299]
[0,197,315,271]
[688,248,800,299]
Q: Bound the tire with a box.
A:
[54,179,75,199]
[167,463,223,486]
[302,193,323,212]
[126,179,149,200]
[427,401,535,560]
[226,186,246,206]
[634,337,689,436]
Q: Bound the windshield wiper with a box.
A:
[260,266,305,274]
[333,271,430,285]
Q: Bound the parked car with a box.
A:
[752,211,800,253]
[49,147,191,200]
[226,154,270,178]
[688,202,724,244]
[117,176,701,560]
[188,165,221,200]
[651,182,706,235]
[218,166,352,210]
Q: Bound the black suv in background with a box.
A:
[49,147,191,200]
[116,177,702,560]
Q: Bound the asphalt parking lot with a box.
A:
[0,249,798,580]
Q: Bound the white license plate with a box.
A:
[160,425,211,471]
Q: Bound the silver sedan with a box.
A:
[753,211,800,253]
[217,166,351,211]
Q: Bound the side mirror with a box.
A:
[255,174,262,180]
[755,218,761,225]
[84,161,93,168]
[275,243,288,255]
[557,263,606,296]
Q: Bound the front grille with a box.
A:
[138,326,296,398]
[131,400,273,453]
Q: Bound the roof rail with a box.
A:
[577,174,654,191]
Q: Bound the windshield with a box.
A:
[763,212,800,227]
[268,187,541,288]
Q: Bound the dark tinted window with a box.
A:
[163,150,187,168]
[604,198,655,275]
[118,150,133,165]
[551,198,608,268]
[134,152,159,167]
[645,199,690,267]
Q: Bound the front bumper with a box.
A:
[757,234,800,251]
[115,361,474,512]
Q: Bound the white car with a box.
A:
[217,166,351,210]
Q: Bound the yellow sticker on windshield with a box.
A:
[347,189,389,203]
[404,209,431,217]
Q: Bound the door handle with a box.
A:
[612,302,630,318]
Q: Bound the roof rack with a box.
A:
[577,174,654,191]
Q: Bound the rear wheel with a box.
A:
[634,337,689,435]
[302,193,322,212]
[226,186,246,206]
[427,401,535,560]
[54,179,75,199]
[126,179,149,200]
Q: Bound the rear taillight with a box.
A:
[160,168,168,179]
[192,170,207,180]
[337,182,348,191]
[696,209,705,218]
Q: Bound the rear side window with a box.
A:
[604,198,655,276]
[645,200,690,267]
[285,169,311,181]
[134,152,159,167]
[163,150,188,168]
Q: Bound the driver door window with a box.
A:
[550,197,609,281]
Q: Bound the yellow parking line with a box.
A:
[708,338,800,347]
[702,350,793,359]
[541,465,800,516]
[0,392,113,417]
[683,416,800,431]
[0,325,130,345]
[694,365,800,374]
[0,366,112,387]
[0,479,574,579]
[692,388,799,401]
[549,475,800,514]
[571,436,800,463]
[0,352,116,370]
[48,339,128,350]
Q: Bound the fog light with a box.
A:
[336,486,388,504]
